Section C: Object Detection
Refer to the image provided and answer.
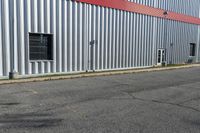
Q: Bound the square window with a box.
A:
[29,33,53,60]
[189,43,196,57]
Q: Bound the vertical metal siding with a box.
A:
[197,25,200,62]
[1,0,11,76]
[0,0,2,76]
[0,0,199,78]
[198,7,200,62]
[87,6,156,70]
[127,0,155,7]
[128,0,200,17]
[158,0,200,17]
[154,18,199,64]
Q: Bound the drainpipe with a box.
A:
[163,11,168,66]
[196,5,200,62]
[9,0,18,79]
[152,0,158,66]
[197,26,200,63]
[170,43,173,64]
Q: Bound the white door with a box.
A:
[157,49,166,65]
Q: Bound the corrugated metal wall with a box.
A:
[87,6,155,70]
[154,18,199,64]
[0,0,11,77]
[157,0,200,17]
[128,0,200,17]
[198,26,200,62]
[127,0,155,7]
[0,0,199,78]
[0,0,88,77]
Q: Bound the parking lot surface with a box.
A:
[0,67,200,133]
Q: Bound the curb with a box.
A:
[0,64,199,85]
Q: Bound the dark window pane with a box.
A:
[190,43,196,56]
[29,33,53,60]
[162,50,165,62]
[158,50,161,63]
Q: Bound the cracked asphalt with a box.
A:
[0,67,200,133]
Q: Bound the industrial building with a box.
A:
[0,0,200,78]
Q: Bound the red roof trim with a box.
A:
[75,0,200,25]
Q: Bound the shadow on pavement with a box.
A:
[0,112,63,128]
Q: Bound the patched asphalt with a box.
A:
[0,67,200,133]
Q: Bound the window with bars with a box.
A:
[29,33,53,60]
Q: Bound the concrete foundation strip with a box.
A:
[0,64,199,85]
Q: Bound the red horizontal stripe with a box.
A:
[75,0,200,25]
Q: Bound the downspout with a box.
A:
[196,4,200,62]
[9,0,18,79]
[152,0,158,66]
[9,0,14,77]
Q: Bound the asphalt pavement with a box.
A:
[0,67,200,133]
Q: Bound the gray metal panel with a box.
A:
[87,5,157,70]
[1,0,11,76]
[154,18,199,64]
[158,0,200,17]
[1,0,88,77]
[0,0,2,76]
[127,0,155,7]
[128,0,200,17]
[197,26,200,62]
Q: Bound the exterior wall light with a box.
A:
[163,11,168,16]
